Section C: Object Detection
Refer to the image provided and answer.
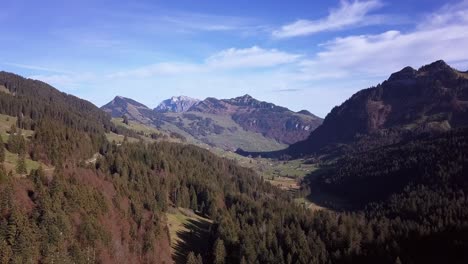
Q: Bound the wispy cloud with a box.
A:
[273,0,385,38]
[107,62,203,78]
[157,12,254,32]
[205,46,302,69]
[3,62,72,74]
[96,6,260,35]
[107,46,302,78]
[28,73,97,91]
[273,88,303,92]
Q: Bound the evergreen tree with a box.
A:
[0,135,5,163]
[16,153,27,174]
[213,239,226,264]
[186,251,198,264]
[395,256,402,264]
[190,186,198,211]
[196,254,203,264]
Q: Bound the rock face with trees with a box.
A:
[286,60,468,157]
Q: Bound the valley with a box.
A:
[0,60,467,264]
[4,0,468,262]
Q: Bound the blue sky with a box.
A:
[1,0,468,117]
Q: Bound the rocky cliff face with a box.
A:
[191,94,323,145]
[154,96,200,113]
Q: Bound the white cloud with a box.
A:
[419,0,468,29]
[205,46,302,68]
[299,1,468,79]
[273,0,384,38]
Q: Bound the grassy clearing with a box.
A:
[4,150,40,173]
[166,208,212,264]
[3,149,54,177]
[294,197,327,212]
[112,118,162,135]
[0,114,34,141]
[105,132,140,144]
[0,85,11,95]
[215,151,317,180]
[0,113,53,176]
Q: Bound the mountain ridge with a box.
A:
[287,60,468,157]
[102,94,323,148]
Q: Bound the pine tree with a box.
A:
[190,186,198,211]
[0,135,5,163]
[7,124,17,153]
[196,254,203,264]
[395,256,402,264]
[16,153,27,175]
[213,239,226,264]
[0,239,13,264]
[186,251,198,264]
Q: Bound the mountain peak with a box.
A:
[228,94,258,105]
[298,110,313,116]
[419,60,453,73]
[388,66,417,81]
[154,95,200,113]
[109,96,149,109]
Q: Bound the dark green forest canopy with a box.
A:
[0,71,112,133]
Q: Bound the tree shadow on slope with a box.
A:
[303,166,354,211]
[172,216,213,264]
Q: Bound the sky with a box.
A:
[1,0,468,117]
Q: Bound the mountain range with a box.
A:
[102,93,323,151]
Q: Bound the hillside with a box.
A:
[304,127,468,208]
[241,60,468,158]
[101,96,154,124]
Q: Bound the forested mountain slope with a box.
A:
[278,60,468,157]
